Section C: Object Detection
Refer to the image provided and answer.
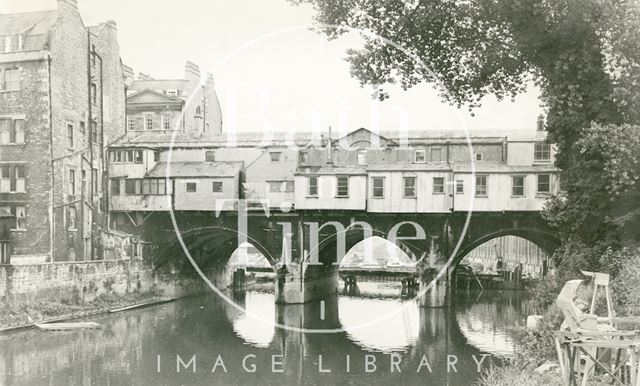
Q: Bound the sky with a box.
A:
[1,0,543,136]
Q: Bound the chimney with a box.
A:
[536,114,545,131]
[104,20,117,30]
[185,61,201,81]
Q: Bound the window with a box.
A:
[475,175,488,197]
[0,166,9,192]
[456,179,464,194]
[299,151,308,164]
[111,179,121,195]
[0,118,25,144]
[145,114,154,131]
[195,106,202,117]
[212,181,223,192]
[186,182,197,193]
[430,148,442,161]
[162,113,171,130]
[67,124,74,148]
[134,150,143,164]
[79,121,86,135]
[91,121,98,143]
[167,90,177,97]
[14,205,25,230]
[415,150,426,163]
[307,176,318,197]
[475,153,483,161]
[1,34,21,53]
[14,166,25,192]
[154,151,159,162]
[81,170,87,195]
[534,142,551,162]
[357,150,367,165]
[403,176,416,197]
[92,169,98,193]
[0,242,8,265]
[284,181,295,193]
[270,152,282,162]
[268,181,282,192]
[512,175,525,197]
[337,176,349,197]
[125,179,137,195]
[537,174,551,195]
[205,151,216,162]
[67,206,76,230]
[433,177,445,194]
[68,169,76,196]
[91,83,97,104]
[127,115,136,131]
[1,68,20,91]
[372,177,385,198]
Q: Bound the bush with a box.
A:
[511,306,564,368]
[600,247,640,316]
[476,364,563,386]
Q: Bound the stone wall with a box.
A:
[0,259,226,306]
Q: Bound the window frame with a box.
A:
[511,175,526,197]
[269,151,282,162]
[403,176,417,198]
[475,175,488,197]
[212,181,224,193]
[336,176,349,198]
[307,176,318,197]
[371,176,385,198]
[414,149,426,163]
[127,115,137,131]
[455,179,464,194]
[534,142,551,162]
[433,177,445,195]
[185,181,197,193]
[205,151,216,162]
[537,174,551,195]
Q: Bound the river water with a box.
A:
[0,285,533,386]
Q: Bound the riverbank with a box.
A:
[0,290,174,332]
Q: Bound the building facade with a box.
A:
[123,61,223,136]
[0,0,126,262]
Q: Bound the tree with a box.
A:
[294,0,640,262]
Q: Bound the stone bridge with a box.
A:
[117,205,559,306]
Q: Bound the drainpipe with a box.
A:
[87,31,94,260]
[48,54,54,261]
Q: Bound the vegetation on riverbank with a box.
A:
[0,290,165,331]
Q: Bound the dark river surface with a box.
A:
[0,285,534,386]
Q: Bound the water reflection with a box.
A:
[0,288,530,385]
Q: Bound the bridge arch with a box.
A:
[452,228,560,271]
[153,225,279,275]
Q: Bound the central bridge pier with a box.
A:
[115,209,558,306]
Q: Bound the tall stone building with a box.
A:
[0,0,126,262]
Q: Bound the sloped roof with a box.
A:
[453,161,558,173]
[127,89,185,105]
[0,10,57,51]
[295,165,367,175]
[146,161,243,178]
[366,162,452,172]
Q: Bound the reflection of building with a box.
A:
[0,0,126,262]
